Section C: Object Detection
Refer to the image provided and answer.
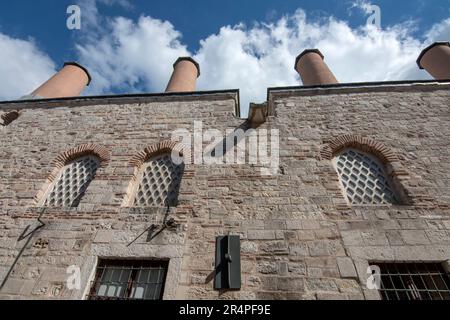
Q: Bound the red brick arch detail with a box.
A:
[130,140,191,167]
[123,140,190,207]
[48,144,110,181]
[320,135,399,164]
[1,111,19,126]
[34,144,110,205]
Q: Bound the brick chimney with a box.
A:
[165,57,200,92]
[295,49,338,86]
[27,62,91,99]
[417,42,450,80]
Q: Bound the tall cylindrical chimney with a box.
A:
[295,49,338,86]
[28,62,91,99]
[165,57,200,93]
[417,42,450,80]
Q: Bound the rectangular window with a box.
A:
[377,262,450,300]
[88,259,169,300]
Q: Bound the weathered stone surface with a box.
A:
[247,230,276,240]
[0,84,449,300]
[337,257,358,278]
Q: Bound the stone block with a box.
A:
[401,230,430,245]
[289,244,308,256]
[341,231,363,246]
[308,241,330,257]
[247,230,275,240]
[305,278,338,292]
[93,230,113,243]
[277,277,304,291]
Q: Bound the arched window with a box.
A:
[131,153,184,207]
[44,155,100,207]
[333,148,397,205]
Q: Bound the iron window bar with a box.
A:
[87,259,169,300]
[376,262,450,300]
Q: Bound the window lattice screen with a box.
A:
[132,153,184,207]
[44,156,100,207]
[334,148,397,205]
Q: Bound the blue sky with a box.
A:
[0,0,449,115]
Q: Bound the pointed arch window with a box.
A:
[131,153,184,207]
[333,148,398,205]
[44,155,100,207]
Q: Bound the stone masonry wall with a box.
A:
[0,83,449,300]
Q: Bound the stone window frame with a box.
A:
[86,258,170,300]
[34,144,110,206]
[350,250,450,300]
[122,140,190,207]
[371,261,450,300]
[80,255,183,300]
[321,135,411,207]
[0,110,19,126]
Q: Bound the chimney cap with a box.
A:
[295,49,324,70]
[64,62,92,86]
[173,57,201,77]
[417,42,450,69]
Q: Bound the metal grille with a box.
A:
[377,262,450,300]
[334,148,397,205]
[132,153,184,207]
[44,156,100,207]
[88,260,169,300]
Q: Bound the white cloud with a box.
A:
[75,0,188,95]
[76,7,448,115]
[0,33,56,100]
[349,0,376,15]
[425,17,450,40]
[193,11,433,112]
[77,0,133,28]
[76,16,189,95]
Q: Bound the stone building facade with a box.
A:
[0,43,450,300]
